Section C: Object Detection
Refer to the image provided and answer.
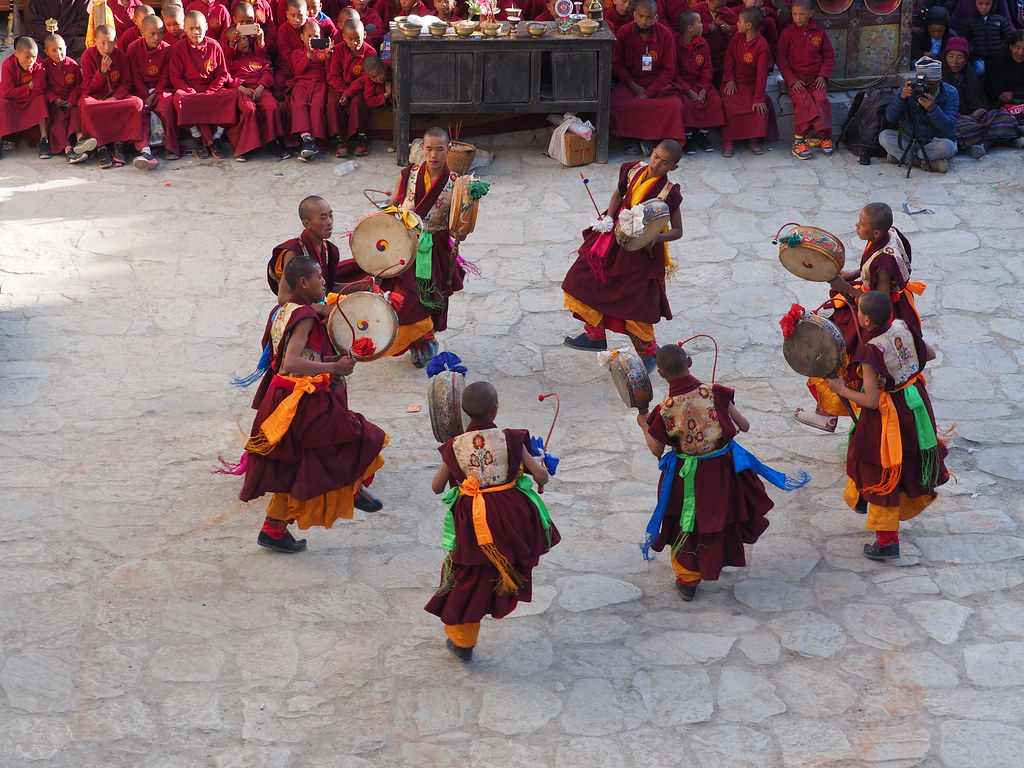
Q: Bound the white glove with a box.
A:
[591,215,614,233]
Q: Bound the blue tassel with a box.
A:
[528,436,559,476]
[231,306,281,387]
[426,351,467,378]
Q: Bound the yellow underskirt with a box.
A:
[844,477,935,531]
[563,292,654,342]
[387,318,434,357]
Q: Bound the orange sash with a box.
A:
[458,476,525,595]
[245,373,329,455]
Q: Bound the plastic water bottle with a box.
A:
[381,33,391,63]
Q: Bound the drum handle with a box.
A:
[538,393,561,451]
[677,334,719,384]
[363,189,393,210]
[771,222,801,244]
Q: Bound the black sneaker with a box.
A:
[111,142,126,166]
[854,496,868,514]
[257,529,307,553]
[194,143,211,160]
[65,147,89,164]
[98,145,113,169]
[133,148,159,170]
[445,638,473,663]
[863,541,900,560]
[563,332,607,351]
[684,134,697,155]
[299,135,319,160]
[269,139,292,159]
[354,486,383,512]
[410,341,426,368]
[234,151,248,163]
[211,137,226,159]
[695,131,713,152]
[676,580,697,601]
[38,137,52,159]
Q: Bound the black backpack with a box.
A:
[838,87,897,159]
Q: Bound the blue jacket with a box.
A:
[885,82,960,142]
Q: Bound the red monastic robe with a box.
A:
[127,38,182,154]
[43,56,83,151]
[170,35,239,141]
[675,35,725,128]
[0,56,49,141]
[79,46,145,146]
[288,46,329,138]
[226,41,284,154]
[777,20,835,135]
[720,31,777,141]
[610,21,685,140]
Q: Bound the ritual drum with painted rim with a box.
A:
[350,210,421,278]
[614,198,671,252]
[782,312,846,378]
[608,349,654,414]
[776,223,846,282]
[327,292,399,361]
[428,370,466,443]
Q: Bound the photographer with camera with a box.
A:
[878,56,960,173]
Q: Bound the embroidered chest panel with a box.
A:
[271,303,321,366]
[452,428,509,488]
[869,320,920,389]
[402,165,455,233]
[659,386,723,456]
[861,227,910,285]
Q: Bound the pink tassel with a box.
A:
[212,453,248,475]
[578,232,613,286]
[456,253,483,278]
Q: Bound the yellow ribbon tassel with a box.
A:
[460,476,526,596]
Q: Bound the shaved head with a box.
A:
[184,10,207,25]
[859,291,892,327]
[636,0,657,11]
[299,195,328,221]
[94,23,115,39]
[141,14,163,31]
[424,126,450,143]
[657,139,683,163]
[15,35,38,52]
[862,202,893,234]
[163,4,185,21]
[656,344,690,376]
[462,382,498,419]
[135,4,155,18]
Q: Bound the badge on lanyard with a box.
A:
[641,47,653,72]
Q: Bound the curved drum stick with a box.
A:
[537,393,561,450]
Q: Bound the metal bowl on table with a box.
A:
[428,21,447,36]
[577,18,599,36]
[454,20,476,37]
[398,21,422,38]
[480,21,502,37]
[525,21,546,37]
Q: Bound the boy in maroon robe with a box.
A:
[80,25,145,168]
[676,9,725,153]
[116,5,154,52]
[185,0,233,40]
[43,34,96,162]
[0,37,51,159]
[107,0,143,36]
[637,345,800,600]
[611,0,685,155]
[777,0,835,159]
[306,0,340,38]
[128,15,181,168]
[562,140,683,370]
[276,0,309,97]
[604,0,633,35]
[692,0,737,85]
[397,0,431,16]
[432,0,464,23]
[720,7,776,156]
[343,54,390,125]
[344,0,385,49]
[170,11,239,159]
[424,381,557,662]
[162,4,188,46]
[795,202,922,432]
[328,19,377,157]
[287,20,331,160]
[743,0,777,58]
[825,292,948,560]
[224,20,291,160]
[240,254,388,554]
[267,195,344,306]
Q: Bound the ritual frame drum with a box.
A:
[428,370,466,443]
[327,292,399,361]
[614,198,671,252]
[349,210,421,278]
[775,223,846,283]
[607,349,654,414]
[782,312,846,378]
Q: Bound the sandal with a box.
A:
[794,407,837,432]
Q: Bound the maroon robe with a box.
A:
[79,46,145,146]
[603,6,633,35]
[288,46,329,138]
[656,0,692,32]
[117,25,143,53]
[562,161,681,327]
[776,20,835,135]
[185,0,233,40]
[239,302,387,508]
[170,36,239,142]
[0,57,49,142]
[675,35,725,129]
[267,229,342,295]
[720,31,777,141]
[691,1,737,82]
[251,0,279,56]
[846,323,949,509]
[275,21,306,95]
[43,56,83,151]
[127,38,182,155]
[108,0,142,35]
[226,43,283,154]
[423,421,560,625]
[354,6,386,49]
[610,21,685,140]
[646,376,773,580]
[326,40,375,138]
[336,163,463,340]
[347,74,387,107]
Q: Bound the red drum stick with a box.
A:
[538,393,561,450]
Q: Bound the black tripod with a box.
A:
[896,96,930,179]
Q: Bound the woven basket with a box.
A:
[447,141,477,175]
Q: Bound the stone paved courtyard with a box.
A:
[1,124,1023,767]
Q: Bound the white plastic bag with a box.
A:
[546,113,595,165]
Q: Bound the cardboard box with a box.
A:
[553,127,596,167]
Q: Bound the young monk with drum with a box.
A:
[239,255,388,553]
[637,345,807,601]
[424,381,558,662]
[562,139,683,372]
[825,291,948,560]
[267,195,342,310]
[796,202,921,431]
